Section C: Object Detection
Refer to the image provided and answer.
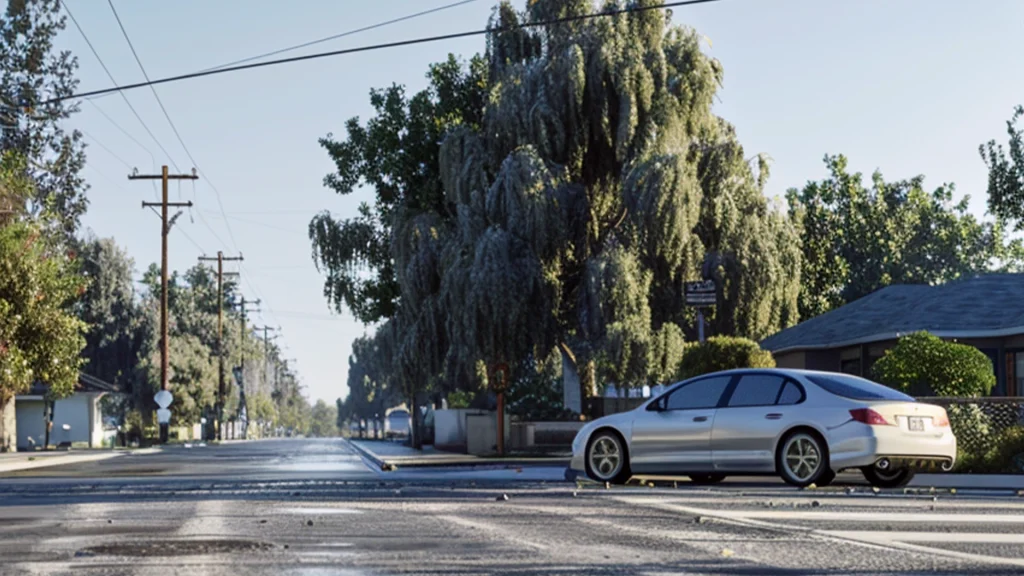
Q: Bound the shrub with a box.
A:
[956,425,1024,474]
[871,331,995,397]
[677,336,775,380]
[445,391,473,409]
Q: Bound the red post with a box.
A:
[493,363,509,456]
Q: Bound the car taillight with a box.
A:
[849,408,892,426]
[933,412,950,427]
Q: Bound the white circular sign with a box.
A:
[156,408,172,424]
[154,390,173,409]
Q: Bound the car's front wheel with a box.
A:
[585,430,631,485]
[776,430,831,488]
[862,466,915,488]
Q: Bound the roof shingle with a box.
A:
[761,275,1024,353]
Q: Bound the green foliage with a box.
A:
[0,0,88,240]
[445,390,473,409]
[677,336,775,380]
[313,1,805,414]
[309,399,339,438]
[871,332,995,397]
[76,235,147,393]
[956,425,1024,474]
[788,155,1021,320]
[506,352,577,421]
[309,54,487,324]
[981,106,1024,231]
[0,166,87,403]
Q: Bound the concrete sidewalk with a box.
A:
[347,438,571,471]
[0,447,161,474]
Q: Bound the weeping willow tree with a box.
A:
[437,0,800,408]
[316,0,801,423]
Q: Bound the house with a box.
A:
[760,275,1024,396]
[14,373,121,451]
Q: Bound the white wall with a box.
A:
[15,393,104,450]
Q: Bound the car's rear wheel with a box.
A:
[777,430,831,488]
[689,474,726,485]
[585,430,631,484]
[862,465,915,488]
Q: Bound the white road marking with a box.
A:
[437,514,551,551]
[825,531,1024,544]
[615,496,1024,568]
[702,510,1024,524]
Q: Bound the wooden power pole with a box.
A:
[198,251,243,441]
[252,325,276,438]
[129,165,198,444]
[237,296,260,440]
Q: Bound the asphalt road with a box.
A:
[2,438,1023,575]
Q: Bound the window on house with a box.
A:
[839,358,861,376]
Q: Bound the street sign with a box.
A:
[685,279,717,307]
[154,390,173,409]
[156,408,171,424]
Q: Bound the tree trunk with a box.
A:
[579,359,596,418]
[560,345,582,414]
[0,393,15,453]
[409,380,422,450]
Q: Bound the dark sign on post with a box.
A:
[684,280,717,307]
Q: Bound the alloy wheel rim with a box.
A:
[589,436,622,480]
[784,434,821,481]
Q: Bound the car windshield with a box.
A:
[805,373,915,402]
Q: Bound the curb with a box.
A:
[0,451,123,474]
[345,438,389,471]
[346,439,571,471]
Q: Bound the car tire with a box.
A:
[689,474,726,485]
[776,429,831,488]
[816,468,837,487]
[862,466,915,488]
[585,430,631,485]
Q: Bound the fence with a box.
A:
[917,397,1024,473]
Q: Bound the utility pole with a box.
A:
[130,165,198,444]
[252,325,277,439]
[237,296,260,440]
[198,251,243,441]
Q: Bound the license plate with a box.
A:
[908,417,925,432]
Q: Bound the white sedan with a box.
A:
[569,369,957,488]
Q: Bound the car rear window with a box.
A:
[805,373,915,401]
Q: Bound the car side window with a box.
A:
[776,381,805,405]
[727,374,785,407]
[665,376,731,410]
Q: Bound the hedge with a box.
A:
[871,331,995,397]
[677,336,775,380]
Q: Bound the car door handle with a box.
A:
[693,416,708,422]
[765,413,783,420]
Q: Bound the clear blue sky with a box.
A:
[58,0,1024,405]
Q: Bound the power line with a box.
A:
[85,99,156,164]
[49,0,723,103]
[202,0,479,72]
[82,130,133,170]
[106,0,241,254]
[61,0,182,170]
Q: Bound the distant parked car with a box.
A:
[385,409,410,438]
[569,369,956,488]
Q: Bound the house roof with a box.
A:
[761,274,1024,354]
[21,373,121,397]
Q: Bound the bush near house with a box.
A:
[871,331,995,397]
[677,337,775,380]
[871,331,1021,473]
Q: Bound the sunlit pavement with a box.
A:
[2,438,1023,575]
